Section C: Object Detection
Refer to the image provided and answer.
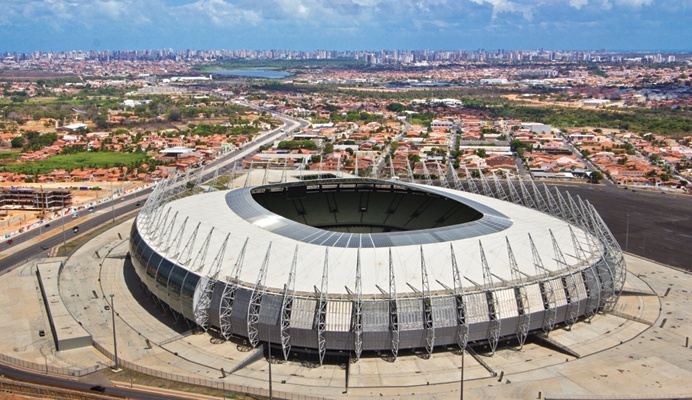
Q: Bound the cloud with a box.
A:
[613,0,653,7]
[174,0,261,26]
[0,0,156,28]
[0,0,690,52]
[569,0,589,9]
[469,0,533,20]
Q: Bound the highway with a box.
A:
[0,111,307,398]
[0,362,197,399]
[0,111,307,273]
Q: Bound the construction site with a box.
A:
[0,187,72,211]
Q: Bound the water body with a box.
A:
[210,69,292,79]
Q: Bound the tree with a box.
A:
[95,114,109,130]
[589,170,604,183]
[166,109,182,122]
[408,153,421,163]
[386,102,407,113]
[10,136,24,148]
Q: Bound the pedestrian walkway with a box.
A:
[1,215,690,399]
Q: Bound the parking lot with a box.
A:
[549,182,692,270]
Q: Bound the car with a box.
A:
[6,239,12,245]
[89,385,106,392]
[73,226,79,233]
[104,305,110,311]
[45,224,50,228]
[88,207,94,212]
[40,244,48,250]
[38,329,45,337]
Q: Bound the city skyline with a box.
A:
[1,0,690,53]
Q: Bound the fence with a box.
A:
[0,352,105,377]
[0,379,110,400]
[92,341,326,400]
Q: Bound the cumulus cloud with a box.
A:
[0,0,156,28]
[174,0,261,26]
[569,0,589,9]
[613,0,653,7]
[1,0,688,52]
[469,0,533,20]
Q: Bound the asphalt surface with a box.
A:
[0,363,193,399]
[0,191,149,271]
[0,112,689,397]
[0,112,306,274]
[0,112,307,398]
[546,182,692,270]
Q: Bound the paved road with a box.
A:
[0,112,308,274]
[0,195,146,271]
[0,363,199,399]
[0,110,308,398]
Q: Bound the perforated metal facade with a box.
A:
[129,176,625,362]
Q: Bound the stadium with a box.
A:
[128,171,626,364]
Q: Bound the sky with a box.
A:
[1,0,690,53]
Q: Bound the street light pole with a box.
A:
[625,214,629,252]
[61,210,67,256]
[460,349,465,400]
[110,294,119,370]
[268,336,273,400]
[111,182,116,224]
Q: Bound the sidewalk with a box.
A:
[1,215,689,399]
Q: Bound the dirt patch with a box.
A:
[0,70,78,81]
[102,368,259,399]
[0,181,145,237]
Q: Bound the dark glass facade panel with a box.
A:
[130,224,201,320]
[166,264,188,312]
[147,251,163,290]
[180,272,200,321]
[155,259,175,295]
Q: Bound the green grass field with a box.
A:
[0,151,20,160]
[3,152,148,175]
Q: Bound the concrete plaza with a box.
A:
[0,217,690,399]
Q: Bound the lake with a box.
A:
[210,69,292,79]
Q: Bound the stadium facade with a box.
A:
[129,173,625,364]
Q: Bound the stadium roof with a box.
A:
[139,179,599,298]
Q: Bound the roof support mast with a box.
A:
[480,241,500,355]
[247,243,272,348]
[463,166,480,195]
[420,247,435,357]
[388,249,400,359]
[506,237,530,350]
[352,248,364,361]
[551,229,579,329]
[315,249,329,365]
[219,238,249,340]
[280,246,298,360]
[529,233,556,334]
[449,160,464,191]
[450,244,468,351]
[193,233,230,330]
